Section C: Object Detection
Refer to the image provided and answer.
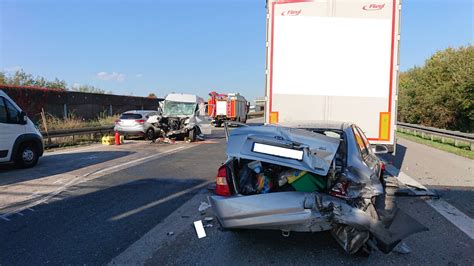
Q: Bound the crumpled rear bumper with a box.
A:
[211,192,333,232]
[211,191,427,254]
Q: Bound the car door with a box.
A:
[0,97,25,162]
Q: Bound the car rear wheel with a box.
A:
[15,142,39,168]
[146,128,155,140]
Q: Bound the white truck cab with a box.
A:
[0,90,44,168]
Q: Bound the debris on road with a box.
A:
[204,224,213,228]
[198,202,211,214]
[152,137,176,145]
[193,220,206,239]
[392,242,412,254]
[167,231,174,236]
[204,217,214,223]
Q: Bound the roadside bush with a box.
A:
[39,111,118,131]
[398,45,473,132]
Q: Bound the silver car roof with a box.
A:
[122,110,157,114]
[227,125,340,176]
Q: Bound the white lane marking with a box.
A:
[384,164,474,240]
[426,198,474,240]
[1,216,10,221]
[1,145,194,220]
[82,146,188,177]
[44,145,102,156]
[53,178,64,184]
[109,181,212,221]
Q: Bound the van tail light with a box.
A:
[135,119,145,124]
[114,119,121,125]
[215,165,231,196]
[330,180,348,199]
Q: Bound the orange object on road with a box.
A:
[114,131,121,145]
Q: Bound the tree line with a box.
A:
[398,45,473,132]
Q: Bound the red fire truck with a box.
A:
[208,91,249,127]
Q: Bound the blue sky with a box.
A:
[1,0,472,101]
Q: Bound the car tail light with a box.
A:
[114,119,121,125]
[215,165,231,196]
[135,119,145,124]
[330,180,348,199]
[380,162,385,171]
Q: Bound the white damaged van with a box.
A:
[0,90,44,168]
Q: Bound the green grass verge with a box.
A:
[396,131,474,159]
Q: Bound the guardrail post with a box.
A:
[63,104,68,118]
[454,139,459,147]
[109,104,113,116]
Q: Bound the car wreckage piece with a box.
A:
[211,125,427,255]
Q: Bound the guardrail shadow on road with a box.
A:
[0,151,134,186]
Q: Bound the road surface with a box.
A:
[0,123,472,265]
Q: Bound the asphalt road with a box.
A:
[0,124,473,265]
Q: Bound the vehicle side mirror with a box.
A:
[372,144,389,154]
[20,111,28,125]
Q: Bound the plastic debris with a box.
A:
[167,231,174,236]
[392,242,412,254]
[198,202,211,213]
[204,224,213,228]
[194,220,206,239]
[204,217,214,222]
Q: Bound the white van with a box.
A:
[0,90,44,168]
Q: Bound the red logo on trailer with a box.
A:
[281,9,302,16]
[362,4,385,11]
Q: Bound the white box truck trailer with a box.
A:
[264,0,401,151]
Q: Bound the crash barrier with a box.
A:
[41,126,114,148]
[397,122,474,151]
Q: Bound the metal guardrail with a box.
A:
[41,126,114,138]
[397,122,474,151]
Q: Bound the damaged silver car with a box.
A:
[211,122,427,255]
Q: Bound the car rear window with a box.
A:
[120,113,142,119]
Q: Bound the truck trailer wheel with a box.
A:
[15,142,39,168]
